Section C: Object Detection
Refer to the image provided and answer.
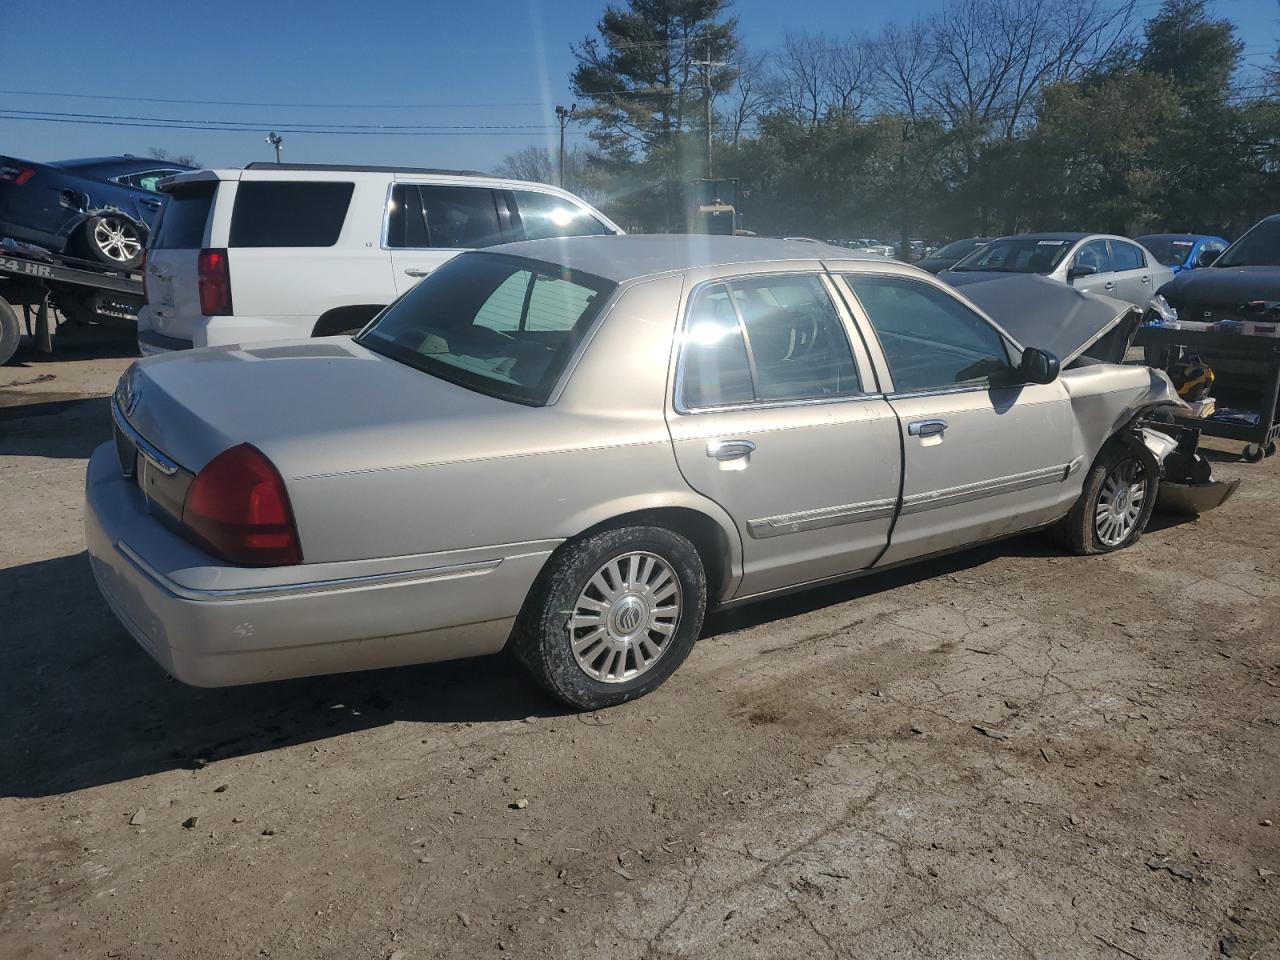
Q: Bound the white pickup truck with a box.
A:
[137,163,622,354]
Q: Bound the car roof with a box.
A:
[52,155,196,172]
[1134,233,1217,241]
[992,232,1093,243]
[488,234,882,283]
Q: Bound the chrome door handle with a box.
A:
[1141,275,1151,283]
[907,419,947,438]
[403,268,433,278]
[706,439,756,461]
[1103,281,1115,290]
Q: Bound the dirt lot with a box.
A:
[2,332,1278,960]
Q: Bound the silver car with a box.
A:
[939,232,1175,310]
[86,236,1223,710]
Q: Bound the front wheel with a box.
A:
[79,215,145,268]
[1055,443,1158,555]
[513,525,707,710]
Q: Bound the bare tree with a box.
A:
[870,20,938,120]
[773,31,829,126]
[825,35,874,120]
[148,146,199,167]
[926,0,1137,140]
[721,47,772,143]
[493,145,557,184]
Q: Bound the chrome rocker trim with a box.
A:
[748,497,898,539]
[901,458,1082,516]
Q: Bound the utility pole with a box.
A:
[265,131,283,164]
[554,104,575,188]
[691,40,725,178]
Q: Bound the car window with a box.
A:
[117,169,179,192]
[1217,218,1280,267]
[386,184,430,248]
[1111,241,1144,271]
[151,182,216,249]
[358,252,613,406]
[951,237,1070,274]
[1073,240,1112,274]
[729,275,860,401]
[680,284,755,409]
[229,181,354,247]
[1138,237,1193,266]
[512,190,611,240]
[416,184,503,249]
[844,274,1011,393]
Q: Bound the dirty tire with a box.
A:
[0,296,20,365]
[513,525,707,711]
[1055,441,1158,556]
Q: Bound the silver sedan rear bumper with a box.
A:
[84,444,556,687]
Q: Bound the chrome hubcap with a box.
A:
[1095,457,1146,546]
[569,551,681,684]
[93,217,142,262]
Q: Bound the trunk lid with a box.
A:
[119,338,524,479]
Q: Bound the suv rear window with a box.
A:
[229,181,354,247]
[152,182,215,249]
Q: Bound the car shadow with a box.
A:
[0,394,111,460]
[0,552,563,799]
[1,531,1086,799]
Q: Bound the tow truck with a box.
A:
[0,239,144,365]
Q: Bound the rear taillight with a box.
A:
[182,444,301,566]
[197,248,232,316]
[0,161,35,185]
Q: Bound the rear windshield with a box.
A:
[229,181,354,247]
[151,182,215,249]
[950,237,1073,274]
[1217,218,1280,268]
[357,252,615,406]
[1138,237,1194,266]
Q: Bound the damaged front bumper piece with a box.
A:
[1140,421,1240,514]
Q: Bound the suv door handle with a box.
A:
[706,439,756,461]
[1103,281,1115,290]
[139,197,162,208]
[403,267,433,278]
[907,419,948,438]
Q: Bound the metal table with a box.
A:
[1134,325,1280,461]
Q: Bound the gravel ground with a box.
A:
[1,332,1278,960]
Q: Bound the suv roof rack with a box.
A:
[243,161,490,177]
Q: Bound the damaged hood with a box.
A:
[950,274,1140,365]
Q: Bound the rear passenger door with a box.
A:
[1110,239,1153,306]
[506,189,615,240]
[665,270,902,599]
[387,182,508,294]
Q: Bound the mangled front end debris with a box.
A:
[958,274,1239,515]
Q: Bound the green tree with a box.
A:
[571,0,739,229]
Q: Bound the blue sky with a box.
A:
[3,0,1276,172]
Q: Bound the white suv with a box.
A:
[136,163,622,354]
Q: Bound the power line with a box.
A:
[0,88,553,109]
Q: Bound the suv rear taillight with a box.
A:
[182,444,301,566]
[0,161,35,185]
[197,248,232,316]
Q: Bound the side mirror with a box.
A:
[1020,347,1060,384]
[1067,263,1098,280]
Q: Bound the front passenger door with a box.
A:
[839,273,1082,566]
[1068,240,1115,297]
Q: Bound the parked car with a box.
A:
[87,235,1223,710]
[1135,233,1229,274]
[939,232,1174,311]
[916,237,995,274]
[0,155,195,268]
[1155,215,1280,397]
[136,163,622,355]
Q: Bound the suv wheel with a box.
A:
[514,525,707,710]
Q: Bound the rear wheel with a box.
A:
[1056,442,1158,555]
[513,525,707,710]
[79,215,145,268]
[0,296,21,365]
